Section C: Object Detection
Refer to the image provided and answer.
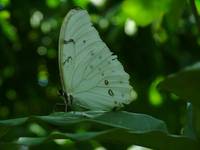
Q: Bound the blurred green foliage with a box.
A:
[0,0,200,149]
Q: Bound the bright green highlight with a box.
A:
[122,0,171,26]
[46,0,60,8]
[29,123,47,136]
[195,0,200,14]
[0,0,10,6]
[149,77,164,106]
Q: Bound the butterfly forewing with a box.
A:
[59,9,135,110]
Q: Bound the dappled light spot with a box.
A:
[99,18,109,29]
[54,139,74,145]
[37,46,47,56]
[124,18,137,36]
[41,21,51,33]
[127,145,152,150]
[30,10,43,28]
[89,0,106,7]
[38,65,49,87]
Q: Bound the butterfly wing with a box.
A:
[59,9,136,110]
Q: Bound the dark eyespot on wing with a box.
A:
[104,80,109,85]
[64,39,75,44]
[108,89,114,96]
[83,40,86,43]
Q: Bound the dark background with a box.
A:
[0,0,200,149]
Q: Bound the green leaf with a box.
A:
[159,62,200,140]
[0,117,27,126]
[165,0,186,31]
[195,0,200,15]
[0,111,199,149]
[16,129,199,150]
[122,0,171,26]
[158,62,200,107]
[0,19,18,42]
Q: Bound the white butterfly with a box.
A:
[58,9,136,111]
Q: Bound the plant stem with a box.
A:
[190,0,200,33]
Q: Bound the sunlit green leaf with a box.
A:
[0,10,10,19]
[195,0,200,14]
[122,0,171,26]
[73,0,89,8]
[0,20,18,42]
[0,0,10,7]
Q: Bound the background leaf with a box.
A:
[158,62,200,107]
[122,0,171,26]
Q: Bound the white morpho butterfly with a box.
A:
[58,9,136,111]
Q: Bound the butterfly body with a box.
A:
[59,9,136,111]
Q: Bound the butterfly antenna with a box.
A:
[58,89,68,112]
